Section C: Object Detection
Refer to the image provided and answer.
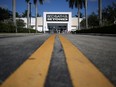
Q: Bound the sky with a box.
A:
[0,0,116,17]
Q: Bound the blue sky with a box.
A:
[0,0,115,17]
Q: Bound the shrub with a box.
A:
[76,24,116,34]
[0,22,16,33]
[0,22,37,33]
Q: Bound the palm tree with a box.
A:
[12,0,17,33]
[33,0,43,33]
[78,4,81,30]
[98,0,102,26]
[25,0,30,33]
[67,0,84,30]
[84,0,88,29]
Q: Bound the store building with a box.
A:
[20,12,83,33]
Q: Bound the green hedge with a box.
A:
[76,24,116,34]
[17,28,36,33]
[0,22,16,33]
[0,22,37,33]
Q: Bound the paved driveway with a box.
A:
[63,34,116,86]
[0,34,50,83]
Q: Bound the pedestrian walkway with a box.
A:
[0,34,114,87]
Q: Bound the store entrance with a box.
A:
[48,23,67,33]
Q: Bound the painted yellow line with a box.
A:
[59,35,114,87]
[0,34,56,87]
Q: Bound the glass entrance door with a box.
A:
[48,23,67,33]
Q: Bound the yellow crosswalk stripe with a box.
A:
[59,35,114,87]
[0,34,56,87]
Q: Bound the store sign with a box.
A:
[46,14,69,21]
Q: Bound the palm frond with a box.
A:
[82,0,85,8]
[25,0,30,3]
[33,0,44,5]
[33,0,37,5]
[68,0,75,8]
[75,0,79,8]
[39,0,44,4]
[75,0,82,8]
[67,0,85,9]
[81,0,86,8]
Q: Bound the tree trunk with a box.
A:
[29,2,31,29]
[12,0,17,33]
[35,1,38,33]
[27,2,30,30]
[98,0,102,26]
[78,5,80,30]
[85,0,88,29]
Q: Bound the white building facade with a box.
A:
[43,12,72,33]
[20,12,83,33]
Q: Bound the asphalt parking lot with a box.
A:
[63,34,116,86]
[0,34,116,87]
[0,34,50,84]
